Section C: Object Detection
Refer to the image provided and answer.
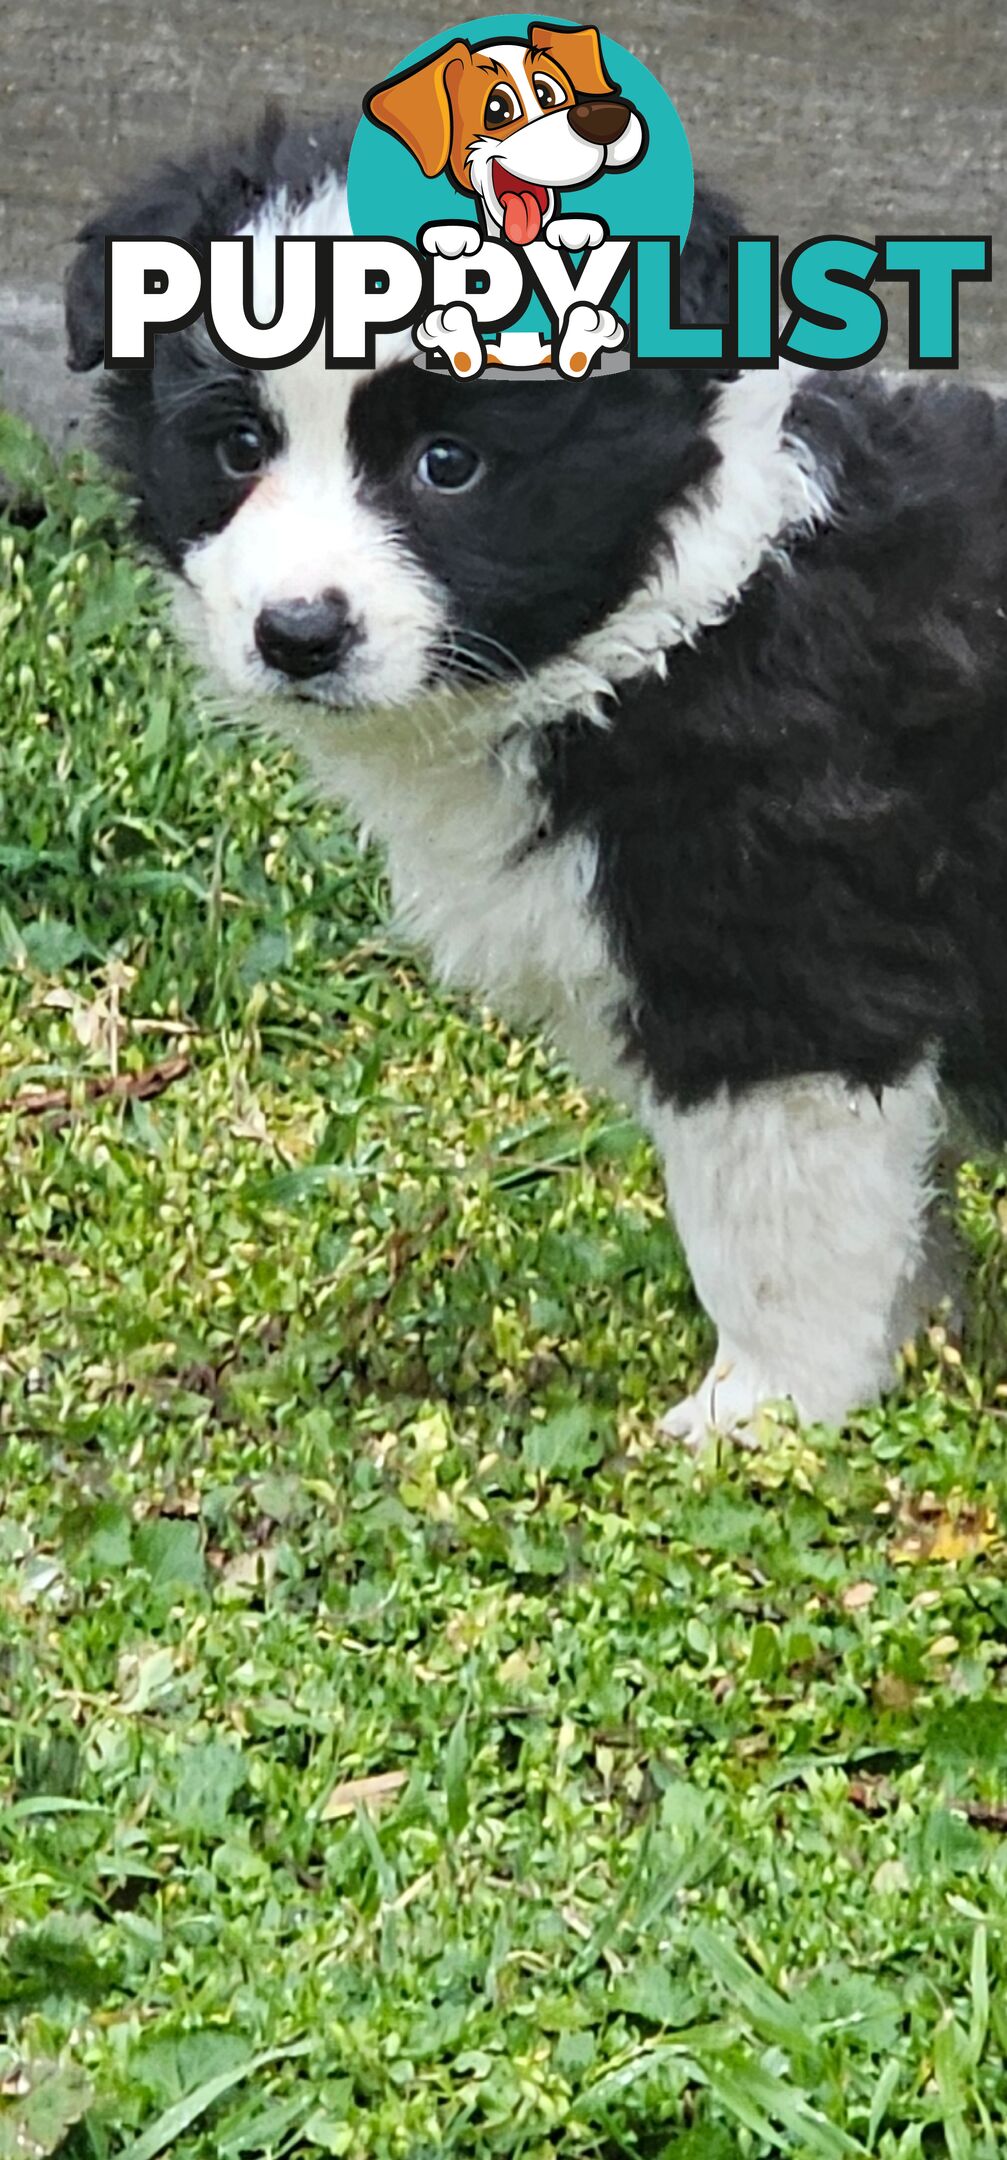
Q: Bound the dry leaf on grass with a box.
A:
[842,1580,879,1612]
[888,1486,997,1567]
[217,1546,280,1592]
[320,1770,408,1821]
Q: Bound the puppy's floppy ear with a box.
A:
[65,238,108,374]
[364,40,471,178]
[64,104,338,372]
[528,22,617,99]
[65,161,214,373]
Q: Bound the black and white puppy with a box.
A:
[66,110,1007,1441]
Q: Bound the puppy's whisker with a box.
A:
[451,626,529,681]
[428,637,511,688]
[438,654,504,686]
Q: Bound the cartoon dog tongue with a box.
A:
[502,188,544,245]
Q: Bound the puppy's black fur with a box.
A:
[66,114,1007,1131]
[541,373,1007,1111]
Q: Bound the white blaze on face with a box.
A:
[174,176,448,711]
[478,43,537,119]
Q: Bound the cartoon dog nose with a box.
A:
[255,590,356,679]
[568,98,632,146]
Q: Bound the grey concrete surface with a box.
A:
[1,0,1004,443]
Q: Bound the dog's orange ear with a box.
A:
[528,22,617,99]
[364,41,471,178]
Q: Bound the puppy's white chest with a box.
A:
[342,737,632,1096]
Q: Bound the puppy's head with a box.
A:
[366,24,645,243]
[66,113,738,725]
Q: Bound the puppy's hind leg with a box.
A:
[649,1062,944,1445]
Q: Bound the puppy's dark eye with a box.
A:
[217,421,268,480]
[484,87,519,129]
[415,440,482,492]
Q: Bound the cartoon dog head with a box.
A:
[365,21,646,244]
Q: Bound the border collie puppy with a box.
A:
[65,110,1007,1441]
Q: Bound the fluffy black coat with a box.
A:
[539,373,1007,1113]
[66,114,1007,1128]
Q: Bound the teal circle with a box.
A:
[346,13,693,339]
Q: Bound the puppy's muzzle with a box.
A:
[255,590,359,681]
[568,99,633,146]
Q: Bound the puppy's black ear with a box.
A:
[63,104,342,372]
[65,230,108,373]
[65,160,218,373]
[65,108,357,373]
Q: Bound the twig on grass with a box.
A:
[3,1054,191,1130]
[849,1775,1007,1831]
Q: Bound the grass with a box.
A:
[2,403,1007,2160]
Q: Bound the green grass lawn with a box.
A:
[2,406,1007,2160]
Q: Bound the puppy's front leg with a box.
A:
[650,1064,943,1444]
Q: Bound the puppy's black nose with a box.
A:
[255,590,356,679]
[568,98,631,146]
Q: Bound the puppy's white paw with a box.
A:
[556,302,624,378]
[545,215,608,251]
[420,222,482,259]
[658,1350,786,1451]
[414,303,485,378]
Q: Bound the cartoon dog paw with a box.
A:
[556,302,624,377]
[415,302,486,378]
[419,222,482,259]
[545,215,609,252]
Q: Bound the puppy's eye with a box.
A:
[484,87,518,129]
[415,440,482,492]
[217,421,268,479]
[533,74,565,109]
